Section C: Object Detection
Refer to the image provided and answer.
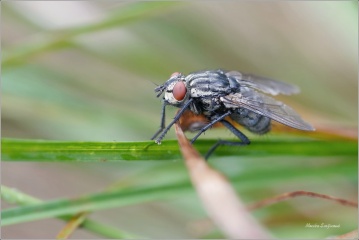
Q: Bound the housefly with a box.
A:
[151,69,315,158]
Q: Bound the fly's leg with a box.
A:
[154,98,193,144]
[151,101,167,140]
[205,119,250,160]
[190,111,232,144]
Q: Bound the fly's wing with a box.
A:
[221,90,315,131]
[226,71,300,96]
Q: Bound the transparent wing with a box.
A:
[221,90,315,131]
[225,70,300,96]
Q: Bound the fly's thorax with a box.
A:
[188,96,228,118]
[186,71,232,98]
[200,97,223,112]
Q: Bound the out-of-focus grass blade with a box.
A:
[2,158,355,226]
[55,212,90,239]
[2,138,357,162]
[1,182,191,226]
[69,1,181,35]
[3,1,181,67]
[1,186,138,239]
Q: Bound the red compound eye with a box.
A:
[173,81,186,101]
[170,72,180,78]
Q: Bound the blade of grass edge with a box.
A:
[2,138,357,161]
[1,186,138,239]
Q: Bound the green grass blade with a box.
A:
[0,192,134,239]
[1,186,138,238]
[67,1,181,35]
[2,138,357,162]
[2,157,356,226]
[1,183,191,226]
[3,1,180,67]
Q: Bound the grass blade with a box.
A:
[2,138,357,162]
[3,2,180,67]
[2,158,355,227]
[1,186,138,238]
[1,183,190,226]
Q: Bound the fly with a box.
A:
[151,69,315,159]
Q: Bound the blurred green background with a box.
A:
[2,1,358,239]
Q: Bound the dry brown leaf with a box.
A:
[248,190,358,211]
[175,123,271,239]
[56,212,89,239]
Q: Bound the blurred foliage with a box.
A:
[1,1,358,239]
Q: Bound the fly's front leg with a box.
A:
[155,98,194,144]
[151,101,167,140]
[205,119,250,159]
[190,111,232,144]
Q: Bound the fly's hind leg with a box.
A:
[205,119,250,160]
[190,111,232,144]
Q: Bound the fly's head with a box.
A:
[155,72,189,107]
